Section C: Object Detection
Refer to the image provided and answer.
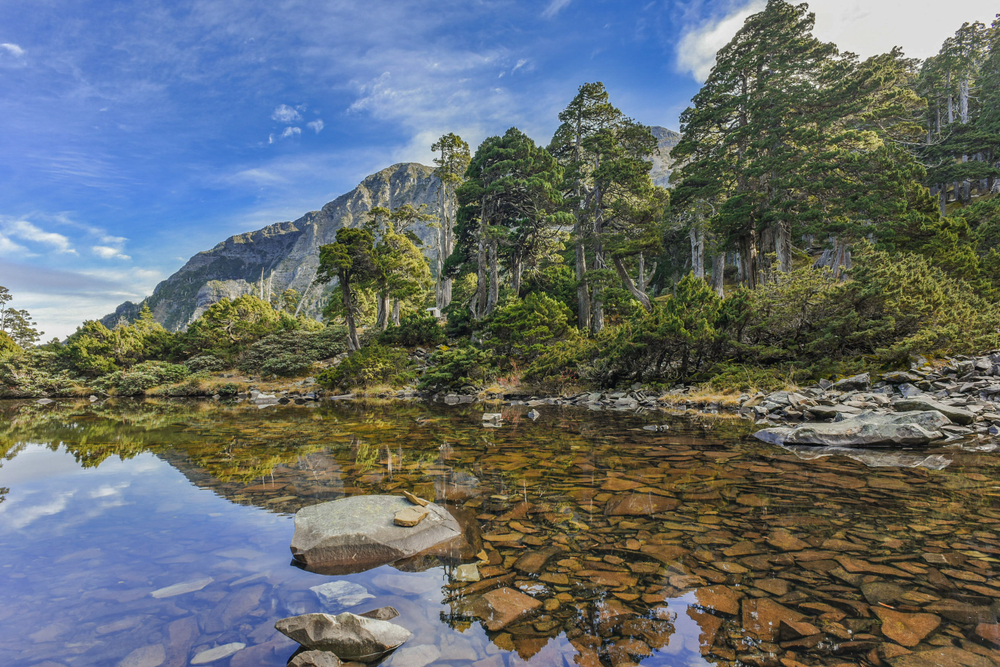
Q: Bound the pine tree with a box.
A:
[431,134,471,311]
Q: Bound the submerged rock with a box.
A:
[755,411,948,447]
[310,581,375,611]
[471,587,542,631]
[275,612,411,662]
[290,496,462,574]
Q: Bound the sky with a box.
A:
[1,0,997,339]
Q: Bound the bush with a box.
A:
[97,361,191,395]
[237,325,348,377]
[184,355,226,373]
[523,337,597,394]
[377,314,446,348]
[483,293,573,362]
[418,345,494,392]
[316,344,413,391]
[0,348,80,397]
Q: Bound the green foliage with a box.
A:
[0,331,18,357]
[184,354,226,373]
[0,348,79,397]
[316,344,413,391]
[63,306,173,377]
[483,293,573,361]
[377,314,446,348]
[522,337,598,393]
[704,364,796,394]
[0,286,44,347]
[96,361,191,396]
[418,345,494,392]
[237,325,348,377]
[182,295,294,359]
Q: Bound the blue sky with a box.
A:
[1,0,997,338]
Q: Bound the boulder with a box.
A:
[893,397,976,425]
[289,651,342,667]
[829,373,871,391]
[290,496,462,574]
[756,410,949,447]
[275,613,411,662]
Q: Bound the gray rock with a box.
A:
[527,409,540,421]
[118,645,166,667]
[289,651,342,667]
[755,411,947,447]
[898,383,923,398]
[893,397,976,425]
[828,373,870,391]
[613,397,638,410]
[882,371,920,384]
[359,607,399,621]
[275,612,411,661]
[310,581,375,611]
[190,643,245,664]
[35,398,55,405]
[150,577,213,599]
[804,404,862,420]
[290,496,461,574]
[386,644,440,667]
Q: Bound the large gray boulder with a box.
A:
[893,397,976,425]
[275,612,411,662]
[291,496,462,574]
[755,411,948,447]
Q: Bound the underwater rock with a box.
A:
[471,587,542,631]
[275,612,411,662]
[310,582,375,611]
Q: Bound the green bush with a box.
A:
[237,325,348,377]
[97,361,191,395]
[0,348,80,397]
[184,354,226,373]
[483,293,573,362]
[522,337,597,394]
[316,344,413,391]
[418,345,494,392]
[0,332,19,357]
[377,314,446,347]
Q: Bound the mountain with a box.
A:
[102,127,679,331]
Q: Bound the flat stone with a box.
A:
[191,643,245,664]
[639,544,688,564]
[150,577,213,599]
[756,411,947,447]
[894,398,975,425]
[766,530,810,551]
[604,493,679,516]
[455,564,480,582]
[289,651,343,667]
[290,496,461,574]
[694,585,741,615]
[861,582,906,606]
[888,646,995,667]
[974,623,1000,648]
[359,607,400,621]
[386,644,440,667]
[401,491,428,507]
[275,613,412,662]
[394,507,429,527]
[874,608,941,647]
[742,598,805,642]
[602,478,643,491]
[311,581,375,611]
[779,620,821,640]
[513,546,562,574]
[471,587,542,631]
[118,645,166,667]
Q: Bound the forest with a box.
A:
[2,0,1000,400]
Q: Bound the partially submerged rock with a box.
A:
[290,496,462,574]
[275,612,411,662]
[755,411,949,448]
[893,397,976,425]
[288,650,343,667]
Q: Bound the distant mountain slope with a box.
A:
[102,126,680,332]
[102,163,440,331]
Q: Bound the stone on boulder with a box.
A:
[275,613,412,662]
[893,397,975,425]
[290,496,462,574]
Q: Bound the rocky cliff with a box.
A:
[103,127,680,331]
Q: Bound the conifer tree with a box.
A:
[431,134,471,310]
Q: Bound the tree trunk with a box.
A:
[575,222,590,331]
[940,186,947,217]
[612,255,652,311]
[689,227,705,280]
[711,253,726,297]
[487,238,499,315]
[475,220,488,319]
[435,217,444,310]
[591,191,605,335]
[441,192,454,309]
[391,299,400,326]
[342,279,361,352]
[376,292,390,330]
[776,220,792,273]
[737,233,758,290]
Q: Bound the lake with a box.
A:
[2,399,999,667]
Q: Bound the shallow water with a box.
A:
[2,399,1000,667]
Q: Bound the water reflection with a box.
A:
[1,399,1000,667]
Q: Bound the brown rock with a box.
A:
[602,478,643,491]
[874,608,941,648]
[888,646,995,667]
[402,490,428,506]
[695,585,742,616]
[639,544,688,564]
[470,587,542,631]
[779,620,821,640]
[755,579,792,596]
[394,506,429,527]
[767,531,810,552]
[604,493,678,516]
[513,546,562,574]
[742,598,806,642]
[973,623,1000,648]
[687,608,723,656]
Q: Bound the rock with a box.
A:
[883,372,920,384]
[973,623,1000,647]
[873,607,941,647]
[118,645,166,667]
[613,397,638,410]
[401,491,428,507]
[482,413,502,422]
[894,397,975,425]
[275,613,412,662]
[359,607,399,621]
[861,582,906,606]
[779,620,821,640]
[470,587,542,631]
[454,564,480,582]
[899,383,923,398]
[694,585,741,616]
[513,546,562,574]
[386,644,440,667]
[289,651,343,667]
[190,643,246,664]
[829,373,871,391]
[36,398,54,405]
[888,646,994,667]
[150,577,213,598]
[766,530,810,551]
[527,409,540,420]
[806,404,863,420]
[311,582,376,611]
[394,507,429,527]
[742,598,805,642]
[755,411,947,447]
[290,496,462,574]
[604,493,679,516]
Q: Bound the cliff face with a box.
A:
[103,162,441,330]
[103,127,680,331]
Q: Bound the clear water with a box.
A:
[2,399,1000,667]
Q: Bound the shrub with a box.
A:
[377,314,446,348]
[0,348,80,397]
[418,345,494,392]
[316,344,413,391]
[522,337,598,394]
[184,355,226,373]
[97,361,191,396]
[237,325,348,377]
[483,293,573,362]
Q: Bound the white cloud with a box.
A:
[306,119,324,133]
[92,245,131,260]
[676,0,1000,82]
[271,104,302,123]
[542,0,572,19]
[0,43,24,57]
[1,219,76,254]
[0,233,31,257]
[280,126,301,138]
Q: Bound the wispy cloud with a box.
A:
[92,245,131,260]
[1,219,76,254]
[280,126,301,138]
[0,233,31,257]
[0,43,24,57]
[271,104,302,123]
[306,119,324,134]
[542,0,572,19]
